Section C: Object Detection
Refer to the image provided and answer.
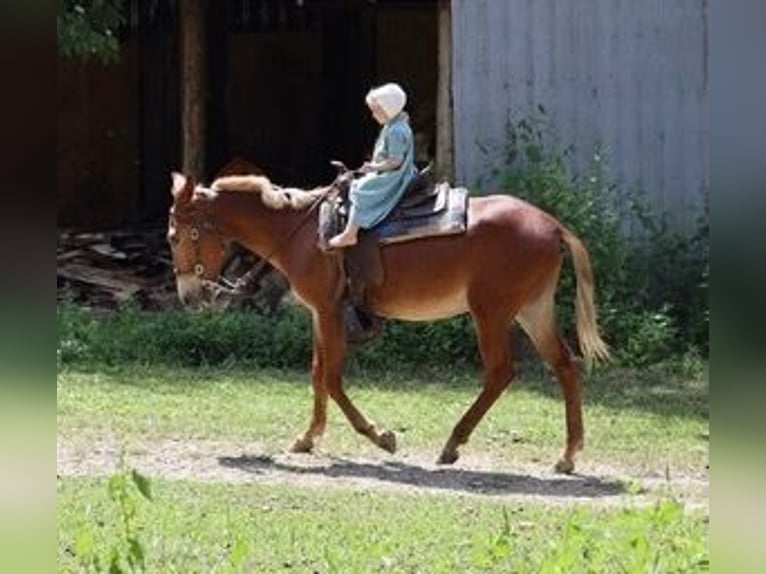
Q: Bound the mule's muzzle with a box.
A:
[175,274,210,310]
[175,273,245,311]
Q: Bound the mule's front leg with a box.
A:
[331,391,397,454]
[290,336,327,453]
[289,391,328,454]
[320,309,397,454]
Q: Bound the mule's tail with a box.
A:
[560,226,610,365]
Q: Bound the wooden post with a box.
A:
[179,0,207,179]
[436,0,454,181]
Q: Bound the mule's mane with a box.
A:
[210,175,325,210]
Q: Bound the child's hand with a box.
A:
[359,161,376,174]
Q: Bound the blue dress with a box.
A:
[348,112,418,229]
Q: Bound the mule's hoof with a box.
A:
[289,436,314,454]
[378,430,397,454]
[437,450,459,465]
[554,458,575,474]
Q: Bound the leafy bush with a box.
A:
[348,315,477,371]
[486,114,708,364]
[58,0,125,64]
[58,300,478,370]
[58,301,312,369]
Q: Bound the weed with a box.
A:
[69,454,153,573]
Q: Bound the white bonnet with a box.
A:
[366,83,407,119]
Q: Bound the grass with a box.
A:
[58,363,709,473]
[57,363,708,572]
[58,475,708,573]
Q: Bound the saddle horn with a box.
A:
[330,160,349,174]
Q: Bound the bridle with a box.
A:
[169,205,229,282]
[169,177,345,302]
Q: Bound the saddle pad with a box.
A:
[373,187,468,245]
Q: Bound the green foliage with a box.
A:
[58,0,125,63]
[58,300,312,369]
[349,315,477,371]
[57,300,478,370]
[71,456,153,573]
[538,501,708,572]
[466,501,708,572]
[489,114,709,365]
[60,475,708,573]
[617,306,679,367]
[57,289,704,373]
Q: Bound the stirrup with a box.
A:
[341,299,382,344]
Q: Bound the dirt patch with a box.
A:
[57,435,708,509]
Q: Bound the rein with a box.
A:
[225,188,330,294]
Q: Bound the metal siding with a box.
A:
[452,0,707,226]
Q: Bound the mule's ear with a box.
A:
[171,172,189,199]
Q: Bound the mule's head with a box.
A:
[167,172,230,309]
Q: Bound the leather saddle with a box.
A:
[318,166,466,248]
[389,175,447,219]
[317,167,469,343]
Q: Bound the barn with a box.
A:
[58,0,708,229]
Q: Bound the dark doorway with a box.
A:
[207,0,437,186]
[137,0,180,219]
[57,0,437,227]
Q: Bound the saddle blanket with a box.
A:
[372,186,468,245]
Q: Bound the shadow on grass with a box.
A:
[218,454,626,500]
[346,362,709,422]
[513,364,709,422]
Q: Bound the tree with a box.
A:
[57,0,125,63]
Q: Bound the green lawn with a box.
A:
[57,363,708,573]
[58,364,708,473]
[58,475,708,573]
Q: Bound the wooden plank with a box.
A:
[57,249,91,263]
[436,0,454,181]
[89,244,129,260]
[180,0,207,179]
[57,264,145,299]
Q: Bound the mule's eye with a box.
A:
[167,228,178,244]
[190,228,200,241]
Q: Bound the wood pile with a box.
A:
[57,229,288,312]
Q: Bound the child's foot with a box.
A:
[328,231,358,248]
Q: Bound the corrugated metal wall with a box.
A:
[451,0,708,227]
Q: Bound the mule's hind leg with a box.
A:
[439,309,514,464]
[517,283,584,474]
